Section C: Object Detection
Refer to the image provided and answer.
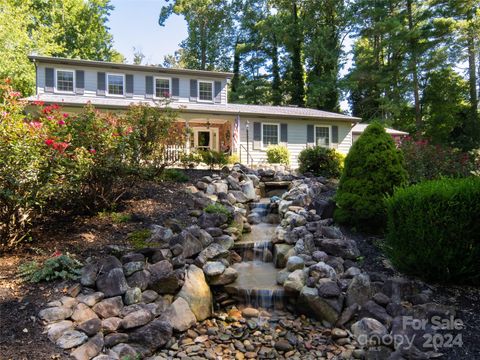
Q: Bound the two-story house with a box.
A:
[26,55,360,167]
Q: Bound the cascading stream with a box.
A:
[225,198,285,309]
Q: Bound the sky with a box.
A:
[108,0,352,111]
[109,0,187,64]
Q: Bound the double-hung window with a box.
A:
[315,126,330,147]
[56,69,74,93]
[198,81,213,102]
[262,123,279,147]
[107,73,125,96]
[155,77,171,98]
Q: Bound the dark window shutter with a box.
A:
[214,81,222,103]
[145,76,153,98]
[97,72,106,96]
[332,125,339,143]
[307,124,314,144]
[190,79,198,101]
[280,124,288,143]
[45,68,54,93]
[75,70,84,95]
[172,78,179,97]
[126,74,134,98]
[253,122,261,141]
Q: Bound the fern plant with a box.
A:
[18,253,82,283]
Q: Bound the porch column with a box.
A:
[185,119,190,154]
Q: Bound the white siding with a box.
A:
[238,117,354,169]
[35,63,229,104]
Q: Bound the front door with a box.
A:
[193,127,219,151]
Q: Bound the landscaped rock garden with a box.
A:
[37,165,457,359]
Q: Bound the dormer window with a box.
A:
[55,69,74,93]
[198,80,213,102]
[155,77,171,98]
[107,73,125,96]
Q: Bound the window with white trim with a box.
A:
[107,74,124,95]
[56,70,74,92]
[155,77,171,98]
[198,81,213,101]
[315,126,330,147]
[262,123,279,147]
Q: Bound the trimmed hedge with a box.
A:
[266,145,290,165]
[298,146,343,178]
[334,122,408,232]
[385,177,480,284]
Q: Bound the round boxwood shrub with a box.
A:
[385,177,480,284]
[298,146,344,177]
[334,122,408,232]
[266,145,290,165]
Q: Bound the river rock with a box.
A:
[96,268,128,297]
[110,343,139,358]
[46,320,74,342]
[76,318,102,336]
[198,213,229,229]
[127,269,151,291]
[121,309,153,329]
[56,330,88,349]
[142,290,159,303]
[359,300,393,327]
[284,269,306,293]
[299,286,341,324]
[207,267,238,285]
[148,260,180,294]
[176,265,212,321]
[286,256,304,271]
[121,252,145,264]
[123,261,144,277]
[38,306,73,323]
[101,317,122,333]
[128,318,173,352]
[273,244,293,268]
[162,297,196,332]
[148,225,174,244]
[351,318,388,339]
[310,262,337,281]
[242,308,260,318]
[317,279,341,298]
[71,333,104,360]
[77,292,104,307]
[316,238,360,260]
[80,263,99,287]
[346,274,373,307]
[214,234,235,250]
[195,243,230,266]
[124,287,142,305]
[71,303,99,323]
[203,261,226,277]
[92,296,123,318]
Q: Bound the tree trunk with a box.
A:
[406,0,422,128]
[230,38,241,102]
[271,33,282,105]
[467,10,478,120]
[290,1,305,107]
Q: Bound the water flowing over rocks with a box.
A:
[38,165,453,359]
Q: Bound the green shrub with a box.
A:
[385,178,480,284]
[200,150,228,169]
[161,168,189,182]
[298,146,343,177]
[334,122,408,232]
[18,252,82,283]
[227,153,240,165]
[266,145,290,165]
[180,151,202,168]
[205,203,232,223]
[399,137,474,184]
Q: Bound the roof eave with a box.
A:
[28,55,234,78]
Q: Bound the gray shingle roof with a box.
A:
[24,94,360,122]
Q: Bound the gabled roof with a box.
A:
[28,55,233,79]
[24,94,360,122]
[352,123,408,135]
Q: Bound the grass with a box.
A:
[127,229,152,250]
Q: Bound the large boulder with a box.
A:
[128,318,173,353]
[241,180,256,200]
[273,244,293,268]
[95,268,128,298]
[176,265,212,321]
[316,238,360,260]
[169,227,212,259]
[207,267,238,285]
[346,274,373,307]
[198,213,228,229]
[161,297,196,332]
[147,260,180,294]
[284,269,306,293]
[298,286,342,324]
[195,243,229,267]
